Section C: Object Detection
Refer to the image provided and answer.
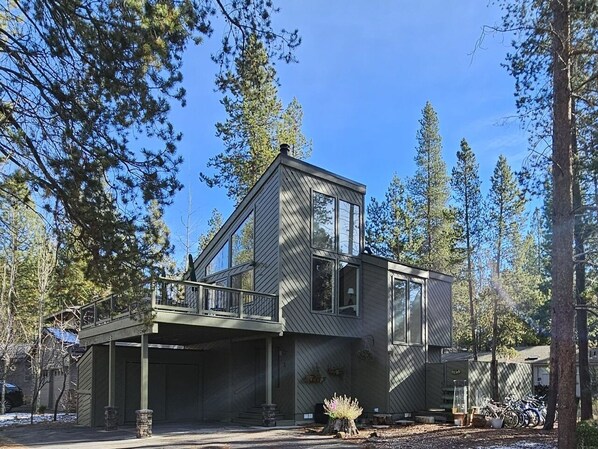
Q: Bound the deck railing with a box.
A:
[80,278,278,329]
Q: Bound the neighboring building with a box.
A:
[77,147,453,427]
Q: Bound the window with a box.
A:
[409,282,423,344]
[339,201,360,256]
[392,279,407,342]
[392,278,422,344]
[339,262,358,315]
[312,257,334,313]
[231,269,253,291]
[206,243,229,276]
[312,192,336,251]
[205,278,227,311]
[232,212,254,267]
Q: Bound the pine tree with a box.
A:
[451,139,484,359]
[365,175,418,264]
[487,155,526,400]
[409,102,454,272]
[0,0,300,287]
[198,209,224,253]
[201,35,311,204]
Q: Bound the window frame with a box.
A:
[339,200,360,256]
[231,211,255,268]
[205,242,230,276]
[392,276,424,346]
[311,256,335,314]
[311,191,337,251]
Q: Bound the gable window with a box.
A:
[206,243,229,276]
[392,278,423,344]
[312,257,333,312]
[232,212,254,267]
[339,200,360,256]
[312,192,336,251]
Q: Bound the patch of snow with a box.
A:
[480,443,557,449]
[0,412,76,427]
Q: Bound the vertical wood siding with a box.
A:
[279,165,364,337]
[293,334,353,421]
[92,346,109,426]
[427,278,452,347]
[76,348,93,426]
[426,361,532,409]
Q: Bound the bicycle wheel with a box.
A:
[524,409,541,427]
[503,410,519,428]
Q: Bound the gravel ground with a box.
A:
[347,423,558,449]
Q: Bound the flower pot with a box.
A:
[490,417,503,429]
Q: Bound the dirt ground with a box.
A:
[0,421,558,449]
[334,423,558,448]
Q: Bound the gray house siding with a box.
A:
[427,277,452,347]
[202,341,232,421]
[272,336,296,419]
[76,348,93,426]
[353,260,390,413]
[388,345,427,413]
[279,164,364,337]
[293,334,353,421]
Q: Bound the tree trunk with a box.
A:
[573,101,591,421]
[491,292,499,401]
[544,309,558,430]
[551,0,576,447]
[321,418,359,437]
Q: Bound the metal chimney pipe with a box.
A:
[280,143,290,156]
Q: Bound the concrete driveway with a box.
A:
[0,422,359,449]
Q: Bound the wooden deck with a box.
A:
[79,278,281,345]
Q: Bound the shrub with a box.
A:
[323,393,363,420]
[577,420,598,448]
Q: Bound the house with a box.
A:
[77,146,453,431]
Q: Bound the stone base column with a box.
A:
[135,409,153,438]
[262,403,277,427]
[104,406,119,431]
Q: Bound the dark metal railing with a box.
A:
[80,278,278,329]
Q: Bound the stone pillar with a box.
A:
[262,403,277,427]
[136,409,153,438]
[104,406,119,431]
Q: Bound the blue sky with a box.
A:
[165,0,528,263]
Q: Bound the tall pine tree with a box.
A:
[201,35,311,204]
[487,155,526,400]
[451,139,484,359]
[409,102,454,272]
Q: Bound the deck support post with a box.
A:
[262,336,276,427]
[136,333,152,438]
[104,339,119,430]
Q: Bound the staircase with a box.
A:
[233,406,294,427]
